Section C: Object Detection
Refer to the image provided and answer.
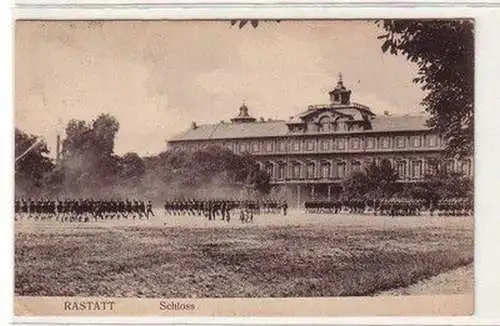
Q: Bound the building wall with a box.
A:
[167,130,473,206]
[167,130,473,185]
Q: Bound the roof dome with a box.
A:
[231,102,256,123]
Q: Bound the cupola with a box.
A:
[231,102,257,123]
[328,73,352,105]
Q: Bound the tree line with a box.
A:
[341,158,473,203]
[15,112,472,205]
[14,114,271,202]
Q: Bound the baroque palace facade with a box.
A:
[167,77,472,204]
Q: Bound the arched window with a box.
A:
[277,163,286,180]
[411,160,423,179]
[305,162,315,179]
[320,162,331,179]
[337,162,346,179]
[291,163,301,179]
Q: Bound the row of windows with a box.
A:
[262,159,472,181]
[172,134,441,154]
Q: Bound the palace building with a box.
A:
[167,76,472,204]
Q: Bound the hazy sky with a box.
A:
[15,20,426,156]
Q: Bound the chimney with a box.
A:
[56,134,61,163]
[191,121,198,129]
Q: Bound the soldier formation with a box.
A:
[14,198,155,222]
[14,196,472,222]
[163,198,288,223]
[304,197,473,216]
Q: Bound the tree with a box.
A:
[14,128,54,196]
[377,19,474,158]
[119,152,146,183]
[342,159,399,199]
[59,114,121,195]
[230,20,280,29]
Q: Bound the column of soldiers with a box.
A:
[304,198,473,217]
[14,198,155,222]
[163,198,288,223]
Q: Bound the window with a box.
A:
[411,161,423,179]
[337,162,346,178]
[381,137,390,149]
[318,116,333,132]
[306,162,315,179]
[320,162,331,179]
[319,139,330,151]
[278,141,287,152]
[395,136,406,148]
[396,161,407,180]
[291,140,300,152]
[351,137,360,150]
[352,161,361,173]
[292,163,301,179]
[251,142,260,153]
[428,135,438,147]
[335,138,345,150]
[306,140,315,151]
[412,136,422,148]
[277,164,286,180]
[239,143,248,152]
[366,137,375,149]
[265,141,274,153]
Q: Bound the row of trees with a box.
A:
[341,159,473,203]
[15,113,473,205]
[14,114,271,201]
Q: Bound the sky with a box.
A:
[15,20,426,157]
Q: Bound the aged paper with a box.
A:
[14,19,474,316]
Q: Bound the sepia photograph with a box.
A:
[13,19,474,316]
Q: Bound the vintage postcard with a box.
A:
[14,19,474,316]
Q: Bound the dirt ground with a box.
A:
[14,211,474,298]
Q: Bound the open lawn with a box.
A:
[15,212,473,297]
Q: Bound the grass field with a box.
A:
[15,212,473,297]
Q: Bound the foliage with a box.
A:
[14,128,54,195]
[230,19,280,29]
[342,159,399,199]
[16,111,270,200]
[377,19,474,157]
[142,146,271,200]
[420,169,473,201]
[58,114,122,195]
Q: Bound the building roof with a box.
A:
[168,115,431,142]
